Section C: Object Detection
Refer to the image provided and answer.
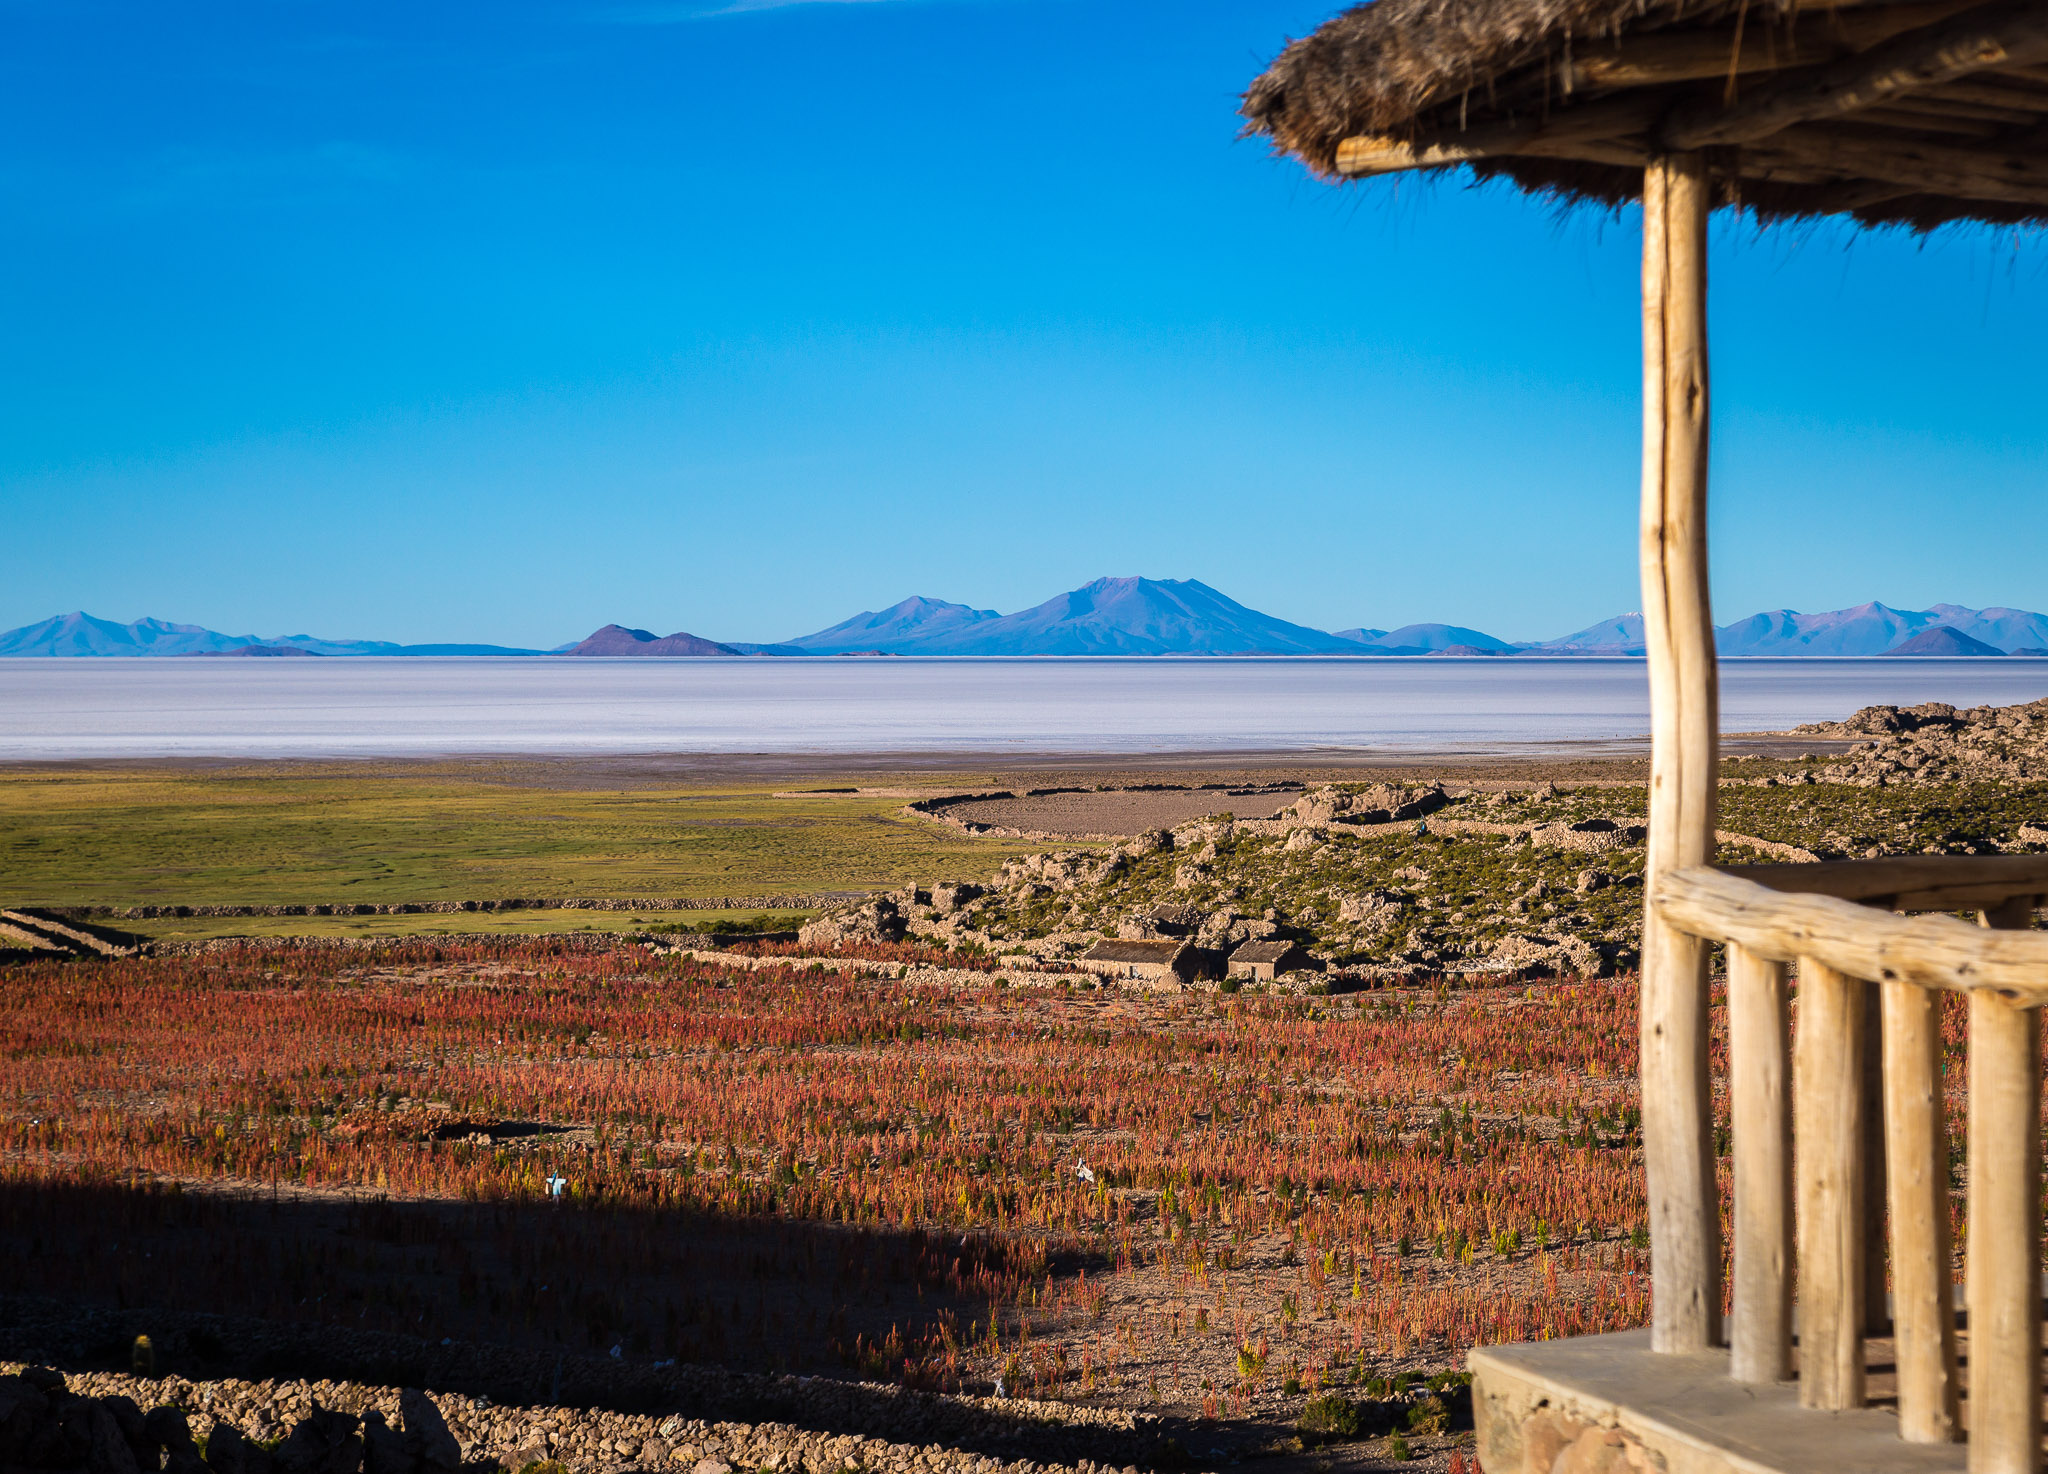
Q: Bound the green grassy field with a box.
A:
[117,907,815,945]
[0,762,1043,911]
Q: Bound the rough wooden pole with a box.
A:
[1863,981,1891,1335]
[1882,979,1960,1442]
[1967,896,2040,1474]
[1639,150,1720,1354]
[1796,959,1867,1410]
[1728,943,1792,1382]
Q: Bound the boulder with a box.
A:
[205,1423,275,1474]
[36,1400,95,1470]
[1148,902,1199,935]
[929,882,982,916]
[100,1396,150,1468]
[0,1375,52,1463]
[86,1405,140,1474]
[274,1406,363,1474]
[359,1410,415,1474]
[797,897,906,948]
[1557,935,1608,977]
[400,1390,461,1472]
[1337,891,1404,927]
[143,1406,207,1474]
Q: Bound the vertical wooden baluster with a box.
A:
[1883,978,1960,1441]
[1864,981,1891,1336]
[1639,148,1720,1356]
[1730,942,1792,1382]
[1797,958,1866,1410]
[1967,896,2041,1474]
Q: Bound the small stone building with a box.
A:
[1077,939,1219,987]
[1228,939,1317,980]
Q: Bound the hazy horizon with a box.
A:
[14,585,2048,656]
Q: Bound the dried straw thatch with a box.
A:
[1242,0,2048,230]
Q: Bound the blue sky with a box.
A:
[3,0,2045,647]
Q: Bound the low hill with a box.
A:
[1879,626,2007,657]
[564,624,742,657]
[1345,623,1514,654]
[1535,613,1645,655]
[779,596,999,654]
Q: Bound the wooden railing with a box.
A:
[1651,858,2048,1474]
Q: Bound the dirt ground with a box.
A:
[930,788,1304,837]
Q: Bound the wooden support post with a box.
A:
[1863,981,1891,1335]
[1882,979,1960,1442]
[1728,943,1792,1382]
[1639,150,1720,1354]
[1967,896,2040,1474]
[1796,959,1867,1410]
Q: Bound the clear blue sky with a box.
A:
[4,0,2045,648]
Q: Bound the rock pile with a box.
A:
[795,898,906,949]
[1283,784,1448,828]
[1,1367,1149,1474]
[1526,820,1646,856]
[0,1370,460,1474]
[1795,698,2048,786]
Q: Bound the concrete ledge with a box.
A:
[1472,1330,1964,1474]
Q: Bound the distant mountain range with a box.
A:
[9,588,2048,659]
[0,611,545,659]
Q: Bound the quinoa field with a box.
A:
[0,936,1665,1445]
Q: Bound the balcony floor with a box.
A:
[1472,1330,1970,1474]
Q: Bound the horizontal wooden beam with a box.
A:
[1334,127,1642,175]
[1654,866,2048,1004]
[1664,0,2048,148]
[1335,93,1664,176]
[1877,90,2048,123]
[1567,29,1835,91]
[1720,855,2048,905]
[1564,0,1986,91]
[1911,75,2048,109]
[1745,124,2048,206]
[1848,105,2007,137]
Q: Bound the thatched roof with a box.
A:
[1229,939,1308,964]
[1241,0,2048,230]
[1083,939,1189,965]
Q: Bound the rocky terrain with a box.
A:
[811,783,1653,983]
[1795,697,2048,786]
[795,707,2048,983]
[0,1363,1145,1474]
